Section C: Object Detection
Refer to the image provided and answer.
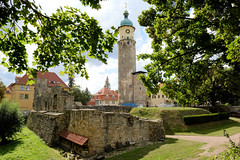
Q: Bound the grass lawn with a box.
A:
[107,138,205,160]
[176,117,240,136]
[0,127,64,160]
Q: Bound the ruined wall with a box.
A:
[82,105,132,113]
[67,109,165,156]
[27,111,69,146]
[33,78,75,112]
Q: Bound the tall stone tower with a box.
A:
[118,10,136,105]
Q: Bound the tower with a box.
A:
[118,9,136,105]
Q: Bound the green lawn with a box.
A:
[107,138,205,160]
[176,117,240,136]
[0,127,64,160]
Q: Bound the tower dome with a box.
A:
[120,10,133,27]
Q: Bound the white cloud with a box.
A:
[189,8,195,18]
[74,58,118,93]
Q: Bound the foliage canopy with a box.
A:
[70,85,91,105]
[0,0,117,80]
[138,0,240,106]
[0,80,6,102]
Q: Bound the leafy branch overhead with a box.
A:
[0,0,118,79]
[138,0,240,106]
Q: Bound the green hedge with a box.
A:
[183,112,230,125]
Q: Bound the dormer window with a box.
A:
[49,81,55,84]
[20,86,24,90]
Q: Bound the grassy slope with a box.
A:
[176,117,240,136]
[0,127,64,160]
[130,107,211,134]
[107,138,205,160]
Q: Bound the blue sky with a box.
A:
[0,0,153,94]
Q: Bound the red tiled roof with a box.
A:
[91,87,118,101]
[15,71,68,88]
[59,130,88,146]
[7,83,14,91]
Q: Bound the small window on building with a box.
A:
[106,94,109,99]
[105,101,109,104]
[6,90,10,94]
[112,101,115,104]
[95,96,97,99]
[19,94,24,99]
[57,82,60,84]
[140,87,141,90]
[49,81,55,84]
[121,42,123,45]
[112,95,115,99]
[127,41,130,45]
[162,95,164,98]
[25,94,29,99]
[127,37,129,39]
[158,95,160,98]
[20,86,24,90]
[25,86,29,90]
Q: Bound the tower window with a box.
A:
[127,41,130,45]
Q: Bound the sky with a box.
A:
[0,0,153,94]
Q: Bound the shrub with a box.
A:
[183,112,229,125]
[0,99,24,144]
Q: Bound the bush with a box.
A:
[0,99,24,144]
[183,112,229,125]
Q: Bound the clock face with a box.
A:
[125,29,130,34]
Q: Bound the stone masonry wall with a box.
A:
[81,105,132,113]
[27,111,69,146]
[67,109,165,156]
[33,78,76,112]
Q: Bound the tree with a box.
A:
[104,76,111,89]
[138,0,240,106]
[0,80,6,102]
[70,85,91,105]
[68,75,75,90]
[0,99,24,144]
[0,0,118,80]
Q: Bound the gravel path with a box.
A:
[167,132,240,158]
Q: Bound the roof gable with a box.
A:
[15,71,69,88]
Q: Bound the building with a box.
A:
[118,9,150,107]
[150,91,175,107]
[5,71,69,111]
[88,87,118,106]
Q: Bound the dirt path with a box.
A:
[167,132,240,158]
